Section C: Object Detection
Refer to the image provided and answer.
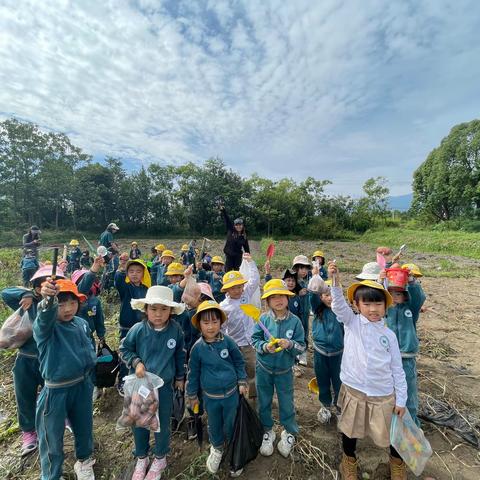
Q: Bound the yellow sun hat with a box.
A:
[347,280,393,308]
[312,250,325,259]
[165,262,185,276]
[131,241,138,246]
[261,279,295,300]
[308,377,319,395]
[401,263,423,277]
[69,239,79,246]
[181,244,189,252]
[191,300,227,329]
[155,244,166,252]
[221,271,247,292]
[160,249,175,260]
[125,259,152,288]
[211,256,225,265]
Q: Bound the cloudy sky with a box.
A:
[1,0,479,195]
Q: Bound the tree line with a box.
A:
[1,118,394,238]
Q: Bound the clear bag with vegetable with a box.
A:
[0,308,33,349]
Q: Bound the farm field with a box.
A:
[1,238,480,479]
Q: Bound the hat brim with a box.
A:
[347,282,393,308]
[130,298,185,315]
[191,305,227,330]
[165,271,184,277]
[211,261,225,265]
[221,278,247,292]
[261,289,295,300]
[355,274,380,280]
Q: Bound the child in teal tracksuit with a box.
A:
[309,275,344,424]
[252,279,305,459]
[120,285,185,480]
[187,301,247,476]
[385,271,426,426]
[34,278,97,480]
[20,249,39,286]
[115,256,151,394]
[197,256,226,303]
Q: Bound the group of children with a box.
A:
[2,240,427,480]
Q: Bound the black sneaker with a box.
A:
[187,417,197,440]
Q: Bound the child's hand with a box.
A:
[327,261,338,278]
[243,253,252,262]
[276,338,292,350]
[394,405,406,418]
[40,278,57,299]
[175,379,185,391]
[264,260,271,274]
[265,343,278,353]
[379,269,387,280]
[299,288,308,296]
[189,397,199,410]
[135,362,146,378]
[58,259,68,272]
[184,264,194,277]
[312,264,319,276]
[239,384,248,396]
[19,296,33,311]
[91,256,105,273]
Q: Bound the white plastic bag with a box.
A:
[116,372,164,432]
[239,260,261,310]
[390,410,432,476]
[0,308,33,349]
[307,274,326,294]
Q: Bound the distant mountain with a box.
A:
[388,193,412,211]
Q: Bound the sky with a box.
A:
[0,0,479,196]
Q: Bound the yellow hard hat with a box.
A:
[401,263,423,277]
[308,377,319,395]
[347,280,393,308]
[155,244,166,252]
[221,271,247,292]
[181,244,189,252]
[165,262,184,276]
[261,279,295,300]
[324,279,333,287]
[312,250,325,259]
[160,249,175,260]
[211,256,225,265]
[69,239,79,246]
[191,300,227,329]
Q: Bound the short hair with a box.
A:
[354,286,387,305]
[198,309,222,322]
[57,292,80,305]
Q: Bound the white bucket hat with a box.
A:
[355,262,381,280]
[292,255,311,268]
[131,286,185,315]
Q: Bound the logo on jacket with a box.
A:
[167,339,176,349]
[404,309,413,318]
[286,329,294,339]
[220,349,229,358]
[293,301,299,308]
[379,335,390,352]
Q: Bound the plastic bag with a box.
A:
[181,276,200,308]
[239,260,261,310]
[390,410,432,476]
[307,274,326,294]
[116,372,164,432]
[225,395,263,471]
[95,342,119,388]
[172,387,185,423]
[0,308,33,349]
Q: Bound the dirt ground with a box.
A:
[1,239,479,479]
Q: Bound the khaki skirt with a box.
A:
[337,384,395,448]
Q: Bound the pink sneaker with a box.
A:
[145,456,167,480]
[21,431,38,456]
[131,457,149,480]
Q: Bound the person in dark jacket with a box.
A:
[22,226,41,258]
[219,205,250,271]
[20,249,39,286]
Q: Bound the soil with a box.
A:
[0,239,479,479]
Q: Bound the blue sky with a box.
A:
[0,0,479,195]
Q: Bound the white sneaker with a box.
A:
[74,457,96,480]
[298,352,308,366]
[206,446,223,474]
[277,430,295,458]
[317,406,332,424]
[259,430,276,456]
[92,387,100,402]
[230,468,243,477]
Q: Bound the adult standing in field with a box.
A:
[219,204,250,272]
[99,222,120,253]
[22,226,41,258]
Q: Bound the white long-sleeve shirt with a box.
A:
[220,261,260,347]
[331,286,408,407]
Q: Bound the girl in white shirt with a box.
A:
[328,262,408,480]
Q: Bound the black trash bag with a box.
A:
[225,395,263,471]
[419,395,480,448]
[95,342,119,388]
[172,388,185,423]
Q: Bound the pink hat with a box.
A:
[30,265,66,283]
[198,282,214,300]
[71,269,90,285]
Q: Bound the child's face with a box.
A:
[57,298,79,322]
[168,274,183,285]
[163,257,173,266]
[284,277,296,291]
[199,314,222,341]
[320,291,332,307]
[127,265,144,285]
[268,294,289,313]
[314,256,325,266]
[146,304,171,328]
[212,263,223,273]
[296,266,309,278]
[389,289,407,305]
[354,299,386,322]
[226,284,244,299]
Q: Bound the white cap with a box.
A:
[355,262,381,280]
[107,222,120,231]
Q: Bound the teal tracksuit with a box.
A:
[168,283,184,303]
[150,257,161,286]
[20,255,39,286]
[251,311,305,434]
[114,270,148,382]
[386,282,426,426]
[187,333,247,448]
[156,264,170,287]
[34,301,96,480]
[1,287,44,433]
[197,269,225,303]
[297,278,311,348]
[310,294,344,406]
[119,319,185,458]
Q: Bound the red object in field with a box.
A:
[266,243,275,260]
[385,268,409,288]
